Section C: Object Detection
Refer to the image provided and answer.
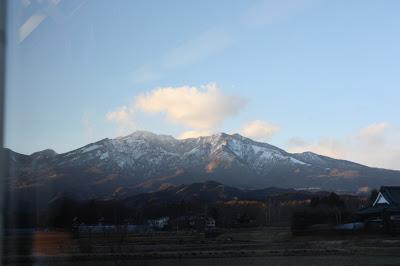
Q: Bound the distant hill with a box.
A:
[123,180,325,209]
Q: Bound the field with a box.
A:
[4,227,400,265]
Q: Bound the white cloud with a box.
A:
[162,27,231,69]
[106,83,246,137]
[288,137,346,159]
[241,120,280,141]
[242,0,313,29]
[178,130,213,139]
[131,27,231,84]
[135,83,246,132]
[287,122,400,170]
[129,1,318,84]
[357,122,389,146]
[106,106,136,135]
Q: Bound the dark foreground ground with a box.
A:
[4,227,400,265]
[12,256,400,266]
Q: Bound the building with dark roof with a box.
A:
[372,186,400,206]
[358,186,400,234]
[359,186,400,215]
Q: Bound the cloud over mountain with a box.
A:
[106,106,136,135]
[287,122,400,170]
[135,83,246,130]
[241,120,280,141]
[107,83,247,138]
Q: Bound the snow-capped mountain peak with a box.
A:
[5,130,400,199]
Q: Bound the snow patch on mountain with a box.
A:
[82,144,102,153]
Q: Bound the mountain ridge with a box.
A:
[122,180,328,209]
[4,130,400,204]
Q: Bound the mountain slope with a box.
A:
[123,180,320,209]
[4,131,400,203]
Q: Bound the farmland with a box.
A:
[4,227,400,265]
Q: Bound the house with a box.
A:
[372,186,400,206]
[359,186,400,214]
[147,216,170,230]
[358,186,400,233]
[174,215,216,230]
[78,224,118,234]
[205,217,216,228]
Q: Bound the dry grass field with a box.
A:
[4,227,400,265]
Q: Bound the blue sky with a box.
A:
[5,0,400,169]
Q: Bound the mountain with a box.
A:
[123,180,321,209]
[4,131,400,205]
